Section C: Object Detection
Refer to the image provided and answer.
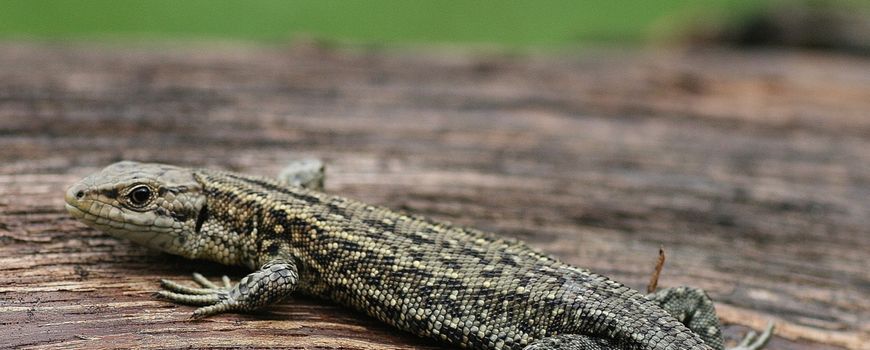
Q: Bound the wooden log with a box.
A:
[0,42,867,349]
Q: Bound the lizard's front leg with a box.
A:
[156,258,299,318]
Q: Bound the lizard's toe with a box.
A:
[155,290,224,306]
[160,279,217,295]
[191,300,240,319]
[159,273,233,294]
[727,322,775,350]
[192,272,222,289]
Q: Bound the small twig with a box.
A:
[646,246,666,293]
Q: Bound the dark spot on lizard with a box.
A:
[326,202,352,218]
[267,242,280,255]
[269,209,288,221]
[409,232,436,245]
[155,207,169,217]
[498,255,519,267]
[100,188,119,199]
[170,210,189,222]
[194,204,209,233]
[441,258,461,270]
[482,267,503,278]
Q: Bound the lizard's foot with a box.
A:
[727,322,775,350]
[647,286,725,349]
[155,273,239,319]
[156,259,299,319]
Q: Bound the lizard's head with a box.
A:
[65,161,207,258]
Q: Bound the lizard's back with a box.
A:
[199,169,710,350]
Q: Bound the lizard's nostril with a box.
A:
[76,190,84,199]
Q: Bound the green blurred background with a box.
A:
[0,0,790,48]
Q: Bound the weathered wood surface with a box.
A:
[0,43,867,349]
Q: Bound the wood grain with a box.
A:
[0,42,867,349]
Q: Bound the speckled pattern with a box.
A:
[65,161,768,350]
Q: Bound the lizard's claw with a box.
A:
[727,322,775,350]
[155,273,239,319]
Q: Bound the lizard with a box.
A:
[64,160,774,350]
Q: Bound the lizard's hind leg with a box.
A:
[646,287,773,350]
[646,286,724,349]
[277,158,325,191]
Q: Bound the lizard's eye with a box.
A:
[127,185,152,207]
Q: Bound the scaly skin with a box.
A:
[65,161,773,350]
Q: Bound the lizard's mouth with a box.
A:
[64,202,85,219]
[65,199,149,233]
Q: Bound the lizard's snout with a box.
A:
[64,181,95,221]
[65,183,87,206]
